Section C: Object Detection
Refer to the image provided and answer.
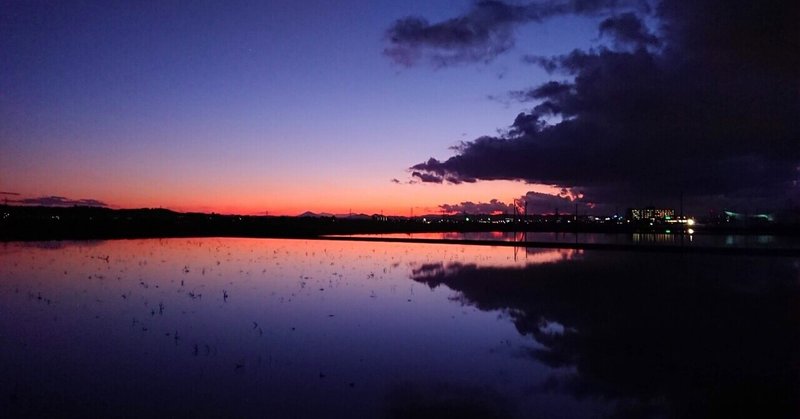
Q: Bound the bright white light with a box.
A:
[687,218,695,226]
[687,228,695,234]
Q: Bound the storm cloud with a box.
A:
[400,0,800,212]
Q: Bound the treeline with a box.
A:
[1,205,798,241]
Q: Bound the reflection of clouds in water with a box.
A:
[4,237,581,418]
[411,249,580,287]
[384,381,512,419]
[523,248,581,265]
[3,238,797,418]
[410,248,581,276]
[410,252,800,418]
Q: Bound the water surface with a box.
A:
[1,238,797,418]
[340,231,800,250]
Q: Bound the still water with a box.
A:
[1,238,797,418]
[341,231,800,250]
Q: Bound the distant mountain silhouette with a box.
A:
[297,211,372,219]
[298,211,333,218]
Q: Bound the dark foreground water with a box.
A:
[1,238,797,418]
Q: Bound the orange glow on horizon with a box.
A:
[5,179,570,217]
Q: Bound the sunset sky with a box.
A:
[2,1,797,216]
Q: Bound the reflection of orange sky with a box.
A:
[6,174,566,216]
[523,248,582,265]
[0,237,580,284]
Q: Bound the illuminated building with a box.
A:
[627,206,675,221]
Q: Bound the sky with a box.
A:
[1,1,798,216]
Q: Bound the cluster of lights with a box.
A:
[419,215,697,228]
[665,217,695,225]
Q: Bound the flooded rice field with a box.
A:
[1,238,797,418]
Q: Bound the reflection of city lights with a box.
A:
[687,218,695,226]
[687,228,695,234]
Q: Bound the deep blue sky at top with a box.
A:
[0,0,600,213]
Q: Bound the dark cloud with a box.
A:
[404,0,800,213]
[411,170,444,183]
[509,81,574,108]
[12,195,109,207]
[0,191,21,196]
[598,12,659,48]
[438,190,600,215]
[519,190,597,214]
[521,54,560,72]
[439,198,516,214]
[385,0,648,67]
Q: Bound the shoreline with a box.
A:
[3,233,799,257]
[315,235,800,257]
